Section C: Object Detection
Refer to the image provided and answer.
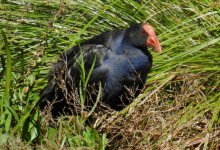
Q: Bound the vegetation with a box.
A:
[0,0,220,149]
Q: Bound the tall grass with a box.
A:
[0,0,219,149]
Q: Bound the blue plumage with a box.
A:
[40,23,161,116]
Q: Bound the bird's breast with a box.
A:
[104,53,149,80]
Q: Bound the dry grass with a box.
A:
[94,73,220,149]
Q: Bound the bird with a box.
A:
[40,23,162,116]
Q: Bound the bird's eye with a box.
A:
[142,30,146,36]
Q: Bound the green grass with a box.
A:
[0,0,220,149]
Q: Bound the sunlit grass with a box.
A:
[0,0,220,149]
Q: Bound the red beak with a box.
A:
[146,36,162,52]
[143,24,162,52]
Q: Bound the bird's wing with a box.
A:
[69,44,110,81]
[40,44,110,104]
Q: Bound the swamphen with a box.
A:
[40,23,162,116]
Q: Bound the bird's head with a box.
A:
[128,23,162,52]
